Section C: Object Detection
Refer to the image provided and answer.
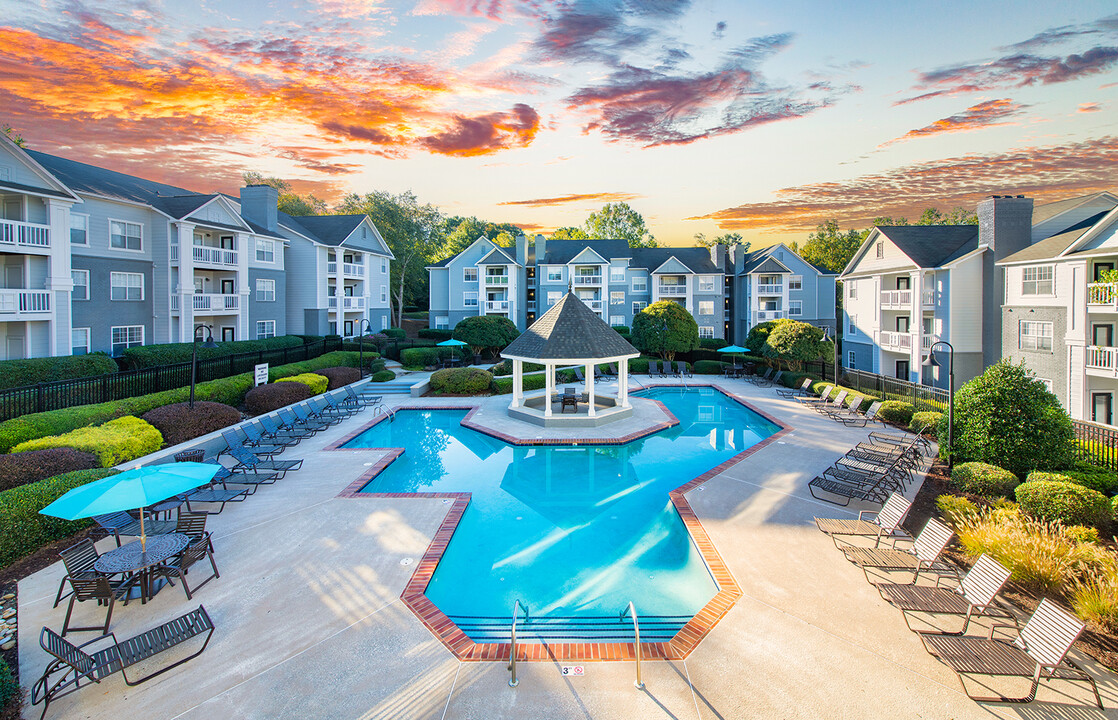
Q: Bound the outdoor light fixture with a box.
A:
[357,318,373,377]
[821,326,838,384]
[922,340,954,467]
[190,324,218,409]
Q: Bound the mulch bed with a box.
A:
[907,459,1118,673]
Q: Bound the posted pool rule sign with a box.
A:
[254,363,269,387]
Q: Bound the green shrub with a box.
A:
[952,462,1019,498]
[948,360,1074,476]
[245,381,313,415]
[400,346,457,369]
[0,656,15,709]
[1065,525,1101,544]
[694,360,724,375]
[12,416,162,467]
[936,494,980,527]
[877,401,915,426]
[910,411,943,434]
[430,368,493,395]
[628,357,650,374]
[0,467,118,567]
[1015,480,1111,528]
[697,337,725,349]
[807,381,880,408]
[1026,471,1118,497]
[267,351,362,381]
[781,372,820,389]
[317,366,361,389]
[418,328,454,340]
[382,328,406,339]
[632,301,698,360]
[491,373,547,394]
[0,352,117,391]
[276,373,328,395]
[141,401,241,448]
[370,370,396,383]
[612,325,631,334]
[0,448,100,492]
[489,360,545,377]
[1076,438,1118,469]
[121,335,303,368]
[1113,494,1118,518]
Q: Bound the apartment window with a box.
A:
[255,239,275,263]
[847,351,856,369]
[547,267,562,282]
[875,241,883,259]
[547,291,561,306]
[435,316,449,329]
[110,325,143,355]
[1022,265,1054,295]
[698,276,716,292]
[1020,320,1053,351]
[381,315,389,330]
[71,328,90,355]
[610,267,626,282]
[255,279,275,301]
[110,272,143,301]
[847,282,856,300]
[610,314,625,326]
[256,320,276,339]
[699,326,715,338]
[463,267,478,282]
[463,291,478,307]
[109,220,142,251]
[789,300,802,316]
[610,291,625,304]
[71,270,88,300]
[789,275,802,291]
[70,214,88,245]
[381,285,387,303]
[848,314,857,335]
[631,277,647,293]
[698,300,714,315]
[381,258,386,272]
[632,301,647,314]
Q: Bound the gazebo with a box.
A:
[501,291,640,427]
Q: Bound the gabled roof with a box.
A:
[999,210,1111,264]
[27,149,200,209]
[542,239,631,264]
[751,258,790,274]
[153,194,220,219]
[478,247,517,265]
[502,292,639,361]
[1031,192,1115,226]
[740,245,790,274]
[857,225,980,273]
[0,178,75,200]
[630,247,721,274]
[281,214,363,246]
[568,246,609,265]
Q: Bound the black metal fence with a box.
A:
[0,337,343,421]
[822,367,950,411]
[1072,419,1118,472]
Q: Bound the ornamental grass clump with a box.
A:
[1071,563,1118,632]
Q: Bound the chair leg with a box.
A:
[53,577,69,609]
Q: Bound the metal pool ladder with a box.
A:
[508,599,528,687]
[620,601,644,689]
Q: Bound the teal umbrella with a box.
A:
[438,338,470,361]
[717,345,747,354]
[40,462,219,551]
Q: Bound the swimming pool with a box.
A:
[343,387,779,640]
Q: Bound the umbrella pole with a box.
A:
[140,508,146,553]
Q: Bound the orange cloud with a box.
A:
[881,99,1026,146]
[1079,102,1103,112]
[498,192,642,207]
[420,104,540,156]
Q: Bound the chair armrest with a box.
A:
[857,509,880,522]
[985,620,1020,641]
[75,631,119,650]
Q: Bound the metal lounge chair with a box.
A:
[776,377,813,399]
[324,392,361,417]
[181,476,250,514]
[219,429,284,460]
[593,366,604,382]
[605,363,618,377]
[31,606,215,720]
[822,395,864,419]
[870,429,932,455]
[921,598,1103,708]
[291,403,338,429]
[759,369,783,388]
[748,368,773,385]
[840,401,884,427]
[808,469,895,507]
[814,493,912,548]
[157,512,219,600]
[876,554,1016,635]
[243,419,299,448]
[344,385,382,410]
[279,407,327,434]
[574,367,586,382]
[842,517,956,583]
[227,445,302,479]
[813,390,848,414]
[259,414,308,444]
[797,385,834,405]
[312,395,353,420]
[666,362,681,379]
[91,511,176,547]
[648,360,660,377]
[205,458,275,492]
[678,361,693,378]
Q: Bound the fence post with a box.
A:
[36,382,45,413]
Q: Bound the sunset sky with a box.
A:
[2,0,1116,246]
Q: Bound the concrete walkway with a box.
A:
[17,377,1118,719]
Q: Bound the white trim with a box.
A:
[110,271,144,301]
[255,319,276,339]
[256,278,275,301]
[108,217,143,252]
[110,325,144,355]
[69,212,89,245]
[71,269,89,300]
[254,238,276,263]
[71,327,90,355]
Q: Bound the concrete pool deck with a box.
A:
[16,377,1118,719]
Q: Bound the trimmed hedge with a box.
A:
[382,328,407,339]
[13,416,163,467]
[370,370,396,383]
[492,373,547,395]
[0,352,118,391]
[245,381,313,415]
[318,366,361,390]
[431,368,493,395]
[910,411,943,434]
[1026,470,1118,497]
[952,462,1019,498]
[612,325,631,334]
[418,328,454,340]
[121,335,304,368]
[781,372,820,390]
[0,448,100,492]
[697,337,725,350]
[628,357,650,374]
[276,373,329,395]
[0,467,118,568]
[267,351,362,381]
[141,402,241,448]
[400,346,457,368]
[1015,480,1111,528]
[694,360,724,374]
[877,401,915,426]
[490,360,545,377]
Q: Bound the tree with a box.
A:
[693,231,748,251]
[240,172,326,216]
[2,124,26,148]
[336,190,446,326]
[551,226,589,240]
[584,202,657,248]
[452,315,520,357]
[744,318,791,354]
[761,320,829,371]
[631,300,698,360]
[789,219,862,273]
[441,217,523,256]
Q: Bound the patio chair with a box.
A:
[53,539,112,609]
[227,445,303,479]
[648,360,660,377]
[812,390,848,414]
[870,429,932,455]
[91,511,176,547]
[842,517,956,584]
[839,401,884,427]
[344,386,383,410]
[291,403,339,429]
[157,512,219,600]
[243,419,299,448]
[31,606,215,719]
[574,367,586,382]
[748,368,773,385]
[808,468,895,507]
[666,362,681,378]
[814,492,912,548]
[796,385,834,405]
[822,395,864,419]
[678,361,693,378]
[205,458,276,492]
[776,377,813,399]
[59,575,138,636]
[182,475,250,514]
[259,414,308,444]
[921,598,1103,708]
[876,554,1016,635]
[279,407,328,434]
[593,366,604,382]
[314,395,356,420]
[219,429,284,460]
[605,363,618,377]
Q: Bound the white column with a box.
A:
[910,270,922,382]
[586,363,596,417]
[544,362,553,417]
[511,359,522,409]
[620,360,630,408]
[334,252,344,333]
[45,198,73,357]
[176,222,196,342]
[236,232,251,341]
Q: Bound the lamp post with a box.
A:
[356,318,373,377]
[189,325,218,409]
[922,340,955,467]
[821,327,839,384]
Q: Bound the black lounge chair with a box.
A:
[279,407,328,434]
[243,419,299,448]
[227,445,302,479]
[677,361,692,378]
[220,429,284,459]
[647,360,659,377]
[605,363,618,377]
[593,366,604,382]
[91,511,176,547]
[756,369,782,388]
[344,385,383,409]
[748,368,773,385]
[31,606,214,719]
[53,539,109,609]
[259,414,308,444]
[290,404,337,430]
[665,362,681,378]
[182,477,249,514]
[204,459,275,492]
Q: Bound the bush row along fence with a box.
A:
[0,337,343,421]
[831,368,950,408]
[1072,419,1118,472]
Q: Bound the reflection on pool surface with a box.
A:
[344,387,779,635]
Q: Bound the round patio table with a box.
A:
[94,532,189,604]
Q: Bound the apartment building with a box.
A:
[997,192,1118,424]
[728,244,837,341]
[0,134,389,359]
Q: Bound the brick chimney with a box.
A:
[239,185,279,232]
[534,234,547,265]
[709,243,726,270]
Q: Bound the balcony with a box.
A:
[753,310,784,323]
[573,274,602,286]
[756,283,783,295]
[170,294,239,313]
[193,246,238,267]
[579,298,603,312]
[484,274,509,286]
[328,296,366,311]
[657,285,687,296]
[485,300,511,313]
[0,289,50,315]
[0,219,50,249]
[1087,346,1118,376]
[1088,283,1118,310]
[880,290,913,308]
[327,262,366,277]
[923,289,935,308]
[877,330,913,350]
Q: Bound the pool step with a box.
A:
[367,381,415,394]
[447,614,692,643]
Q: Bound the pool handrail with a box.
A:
[508,599,528,688]
[620,601,644,689]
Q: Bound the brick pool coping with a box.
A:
[329,384,791,662]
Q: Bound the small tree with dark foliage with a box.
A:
[453,316,520,357]
[631,300,699,361]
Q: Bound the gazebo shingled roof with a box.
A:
[503,292,638,361]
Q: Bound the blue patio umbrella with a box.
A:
[716,345,748,354]
[40,462,219,550]
[438,338,470,360]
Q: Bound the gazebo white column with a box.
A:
[585,363,596,417]
[544,362,554,417]
[619,362,630,408]
[511,358,523,409]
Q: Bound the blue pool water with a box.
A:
[344,387,779,633]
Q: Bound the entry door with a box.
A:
[896,276,910,290]
[1093,324,1114,347]
[221,327,235,342]
[896,360,910,380]
[896,316,910,333]
[221,279,235,295]
[344,320,353,337]
[1095,263,1115,282]
[1093,393,1113,425]
[219,235,234,249]
[5,336,24,360]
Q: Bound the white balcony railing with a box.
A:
[170,245,179,261]
[753,310,784,323]
[0,289,50,314]
[877,330,913,350]
[327,261,336,274]
[923,289,935,307]
[0,218,50,248]
[485,274,509,285]
[756,284,783,295]
[880,289,913,307]
[573,274,602,286]
[344,262,364,277]
[921,334,936,350]
[1088,282,1118,307]
[193,293,239,312]
[658,285,687,296]
[193,246,237,266]
[342,296,365,310]
[485,300,510,312]
[580,298,603,312]
[1086,345,1118,374]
